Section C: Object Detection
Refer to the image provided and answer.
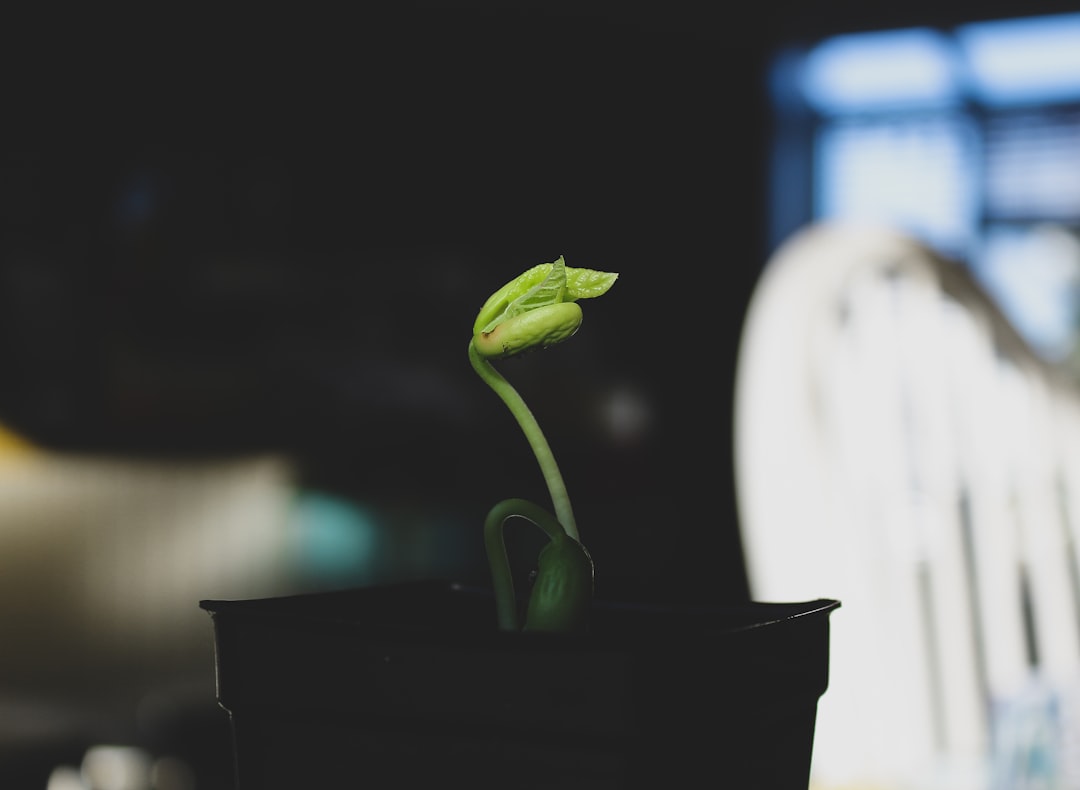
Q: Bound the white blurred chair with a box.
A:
[734,222,1080,789]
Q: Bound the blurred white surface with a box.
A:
[0,444,298,750]
[736,222,1080,789]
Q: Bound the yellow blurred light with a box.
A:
[0,422,37,460]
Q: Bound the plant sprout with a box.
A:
[468,255,618,633]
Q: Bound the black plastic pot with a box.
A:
[200,580,839,789]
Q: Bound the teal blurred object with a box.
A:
[288,491,381,583]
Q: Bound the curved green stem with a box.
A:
[469,339,578,542]
[484,497,568,631]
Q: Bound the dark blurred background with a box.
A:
[6,2,765,584]
[4,0,1079,787]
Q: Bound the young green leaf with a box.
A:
[564,265,619,300]
[472,255,619,352]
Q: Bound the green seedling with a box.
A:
[468,255,618,632]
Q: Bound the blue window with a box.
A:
[768,13,1080,361]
